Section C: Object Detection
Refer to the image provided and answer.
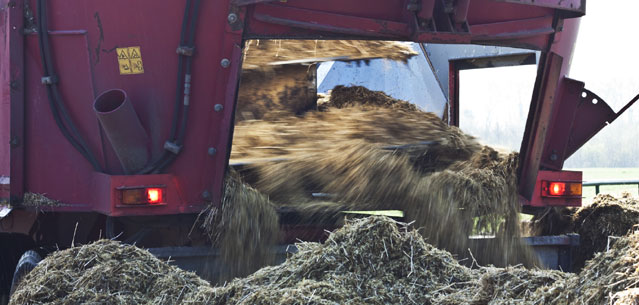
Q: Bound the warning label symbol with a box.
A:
[118,49,129,60]
[116,46,144,75]
[130,49,141,59]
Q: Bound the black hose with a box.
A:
[37,0,102,171]
[143,0,202,174]
[136,0,194,175]
[169,0,192,141]
[154,0,203,173]
[176,0,202,145]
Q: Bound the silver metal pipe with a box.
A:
[94,89,149,174]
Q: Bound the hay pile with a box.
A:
[17,216,639,304]
[199,216,478,304]
[530,193,639,270]
[242,40,417,69]
[9,240,210,305]
[571,193,639,270]
[531,229,639,304]
[192,217,565,304]
[317,85,418,112]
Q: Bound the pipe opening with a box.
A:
[94,89,127,114]
[94,89,150,174]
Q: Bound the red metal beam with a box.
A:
[5,0,25,203]
[252,4,409,38]
[244,0,567,50]
[519,52,563,199]
[494,0,584,15]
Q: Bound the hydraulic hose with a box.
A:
[38,0,202,175]
[139,0,203,174]
[37,0,103,172]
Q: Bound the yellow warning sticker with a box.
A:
[116,46,144,75]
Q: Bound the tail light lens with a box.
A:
[146,188,162,204]
[541,181,582,197]
[120,187,165,205]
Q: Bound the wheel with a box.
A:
[9,250,42,296]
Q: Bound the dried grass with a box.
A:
[189,216,565,304]
[318,85,419,112]
[9,240,210,305]
[16,215,639,304]
[248,142,534,266]
[228,85,536,271]
[21,193,61,207]
[571,193,639,270]
[530,229,639,304]
[230,104,478,163]
[199,172,280,281]
[242,40,417,69]
[612,288,639,305]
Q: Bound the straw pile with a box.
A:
[9,240,210,305]
[571,193,639,270]
[318,85,418,112]
[189,216,565,304]
[242,40,417,69]
[15,215,639,304]
[531,229,639,304]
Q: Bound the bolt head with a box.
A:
[208,147,217,156]
[220,58,231,68]
[227,13,238,24]
[214,104,224,112]
[201,190,212,201]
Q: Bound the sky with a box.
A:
[459,0,639,167]
[570,0,639,105]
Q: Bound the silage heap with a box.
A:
[571,193,639,270]
[230,85,537,268]
[529,193,639,271]
[530,225,639,305]
[14,215,639,304]
[187,216,567,304]
[10,217,561,305]
[9,240,210,305]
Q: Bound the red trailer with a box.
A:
[1,0,637,300]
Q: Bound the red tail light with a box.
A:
[120,187,165,205]
[146,188,162,204]
[549,182,565,196]
[541,181,582,197]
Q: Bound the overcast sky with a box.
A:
[459,1,639,168]
[570,0,639,108]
